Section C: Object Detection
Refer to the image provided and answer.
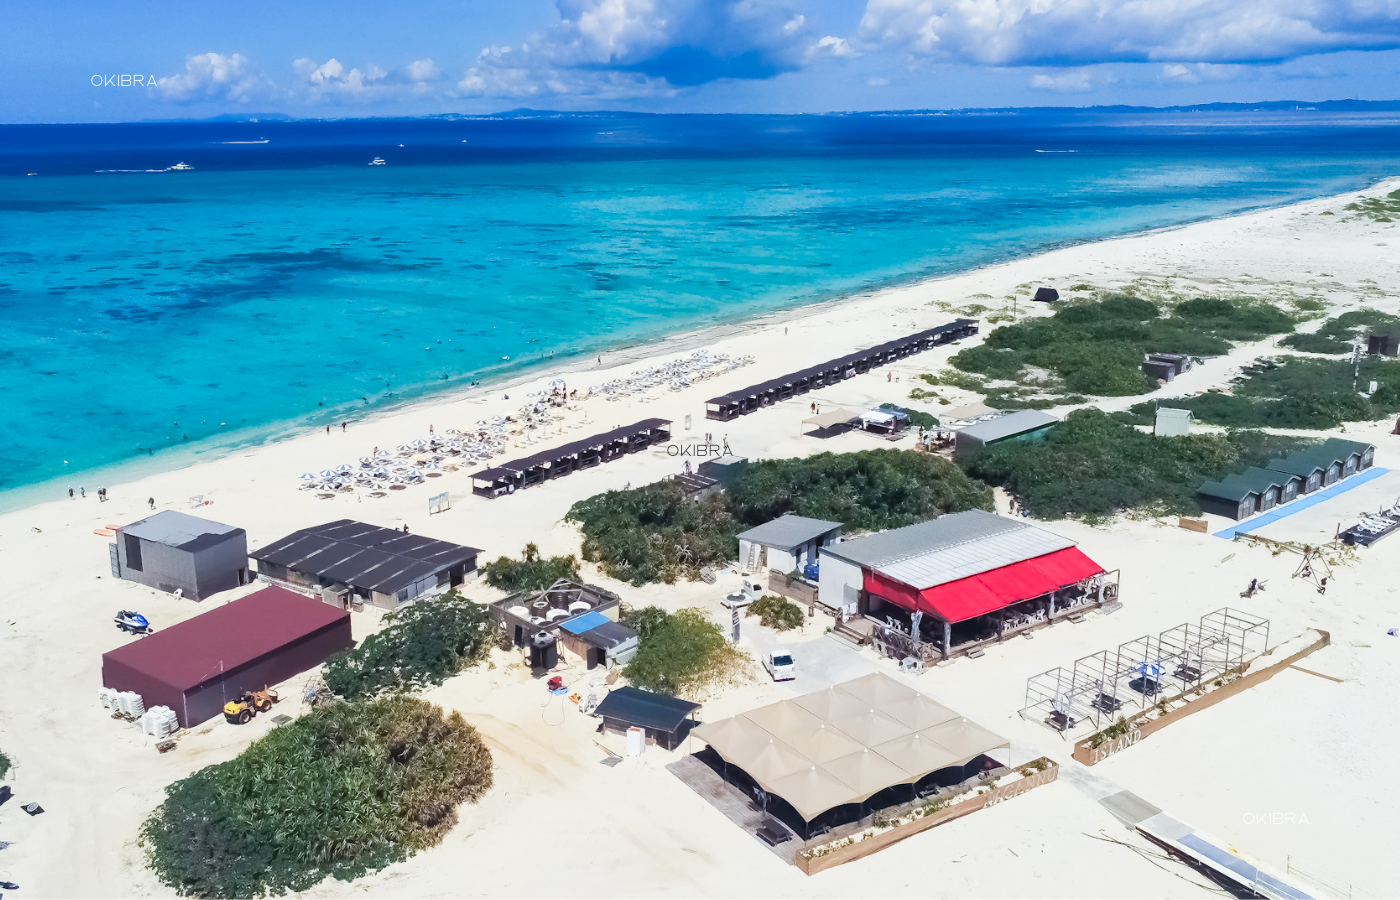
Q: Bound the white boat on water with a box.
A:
[369,157,387,166]
[167,162,194,171]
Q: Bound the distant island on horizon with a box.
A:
[10,97,1395,128]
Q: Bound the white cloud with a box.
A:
[1161,61,1246,82]
[1030,69,1094,91]
[293,57,391,99]
[456,0,826,101]
[858,0,1400,67]
[815,35,854,58]
[406,59,441,83]
[154,53,268,103]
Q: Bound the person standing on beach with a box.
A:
[326,425,330,435]
[148,497,155,510]
[68,487,73,499]
[722,435,731,455]
[341,422,346,432]
[80,486,85,498]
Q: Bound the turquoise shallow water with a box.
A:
[2,110,1400,507]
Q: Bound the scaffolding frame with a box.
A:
[1020,607,1271,736]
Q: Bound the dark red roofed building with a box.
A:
[101,585,353,727]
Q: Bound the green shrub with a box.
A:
[949,293,1294,398]
[724,450,993,532]
[481,543,580,592]
[622,607,750,698]
[1282,309,1400,354]
[324,591,493,699]
[568,450,991,585]
[962,408,1315,520]
[1280,332,1349,353]
[141,696,492,898]
[1128,356,1400,430]
[0,749,9,780]
[747,595,804,631]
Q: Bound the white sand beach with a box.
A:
[1,180,1398,898]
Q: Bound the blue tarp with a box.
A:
[559,610,610,635]
[1214,467,1389,539]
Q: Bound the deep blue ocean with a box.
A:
[2,109,1399,507]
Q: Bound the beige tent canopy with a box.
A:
[801,408,860,430]
[690,672,1007,822]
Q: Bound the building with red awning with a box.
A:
[818,510,1118,663]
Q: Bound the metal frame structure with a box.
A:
[1020,607,1270,737]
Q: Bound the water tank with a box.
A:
[546,608,570,621]
[568,600,592,614]
[528,631,558,669]
[508,605,529,618]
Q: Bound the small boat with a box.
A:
[369,157,387,166]
[167,162,194,171]
[221,138,269,144]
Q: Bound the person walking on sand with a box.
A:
[722,435,731,455]
[80,486,85,498]
[148,496,155,510]
[341,421,346,432]
[326,425,330,435]
[68,487,73,499]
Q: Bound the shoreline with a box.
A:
[6,174,1394,517]
[2,167,1399,899]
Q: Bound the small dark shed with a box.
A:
[594,687,701,750]
[1368,331,1397,357]
[1033,287,1059,303]
[101,585,352,727]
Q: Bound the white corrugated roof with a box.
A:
[821,509,1076,590]
[957,409,1059,443]
[877,527,1074,589]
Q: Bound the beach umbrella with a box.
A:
[318,469,336,479]
[550,379,565,387]
[410,438,429,449]
[371,467,390,478]
[1132,662,1164,680]
[299,472,318,481]
[423,462,441,471]
[333,463,353,474]
[375,449,393,459]
[445,428,463,436]
[359,457,374,467]
[396,444,412,452]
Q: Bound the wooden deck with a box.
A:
[666,754,800,864]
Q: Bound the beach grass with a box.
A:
[620,606,751,698]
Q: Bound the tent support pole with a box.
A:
[942,620,951,660]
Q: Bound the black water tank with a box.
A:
[529,631,558,669]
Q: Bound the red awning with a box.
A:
[864,547,1103,623]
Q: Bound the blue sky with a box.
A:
[7,0,1400,122]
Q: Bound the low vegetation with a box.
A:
[481,543,581,592]
[1342,188,1400,222]
[962,408,1314,521]
[568,449,992,585]
[1280,309,1400,354]
[1127,355,1400,431]
[948,294,1295,397]
[0,748,9,780]
[141,696,493,898]
[324,591,493,699]
[620,606,750,698]
[747,594,805,631]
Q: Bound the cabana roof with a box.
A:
[691,673,1005,822]
[472,418,671,483]
[707,320,976,407]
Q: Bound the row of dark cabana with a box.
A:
[704,319,979,421]
[470,418,672,498]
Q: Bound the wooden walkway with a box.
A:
[666,754,800,864]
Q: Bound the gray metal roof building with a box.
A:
[954,410,1059,458]
[250,520,480,608]
[821,510,1074,590]
[737,515,843,552]
[111,511,249,601]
